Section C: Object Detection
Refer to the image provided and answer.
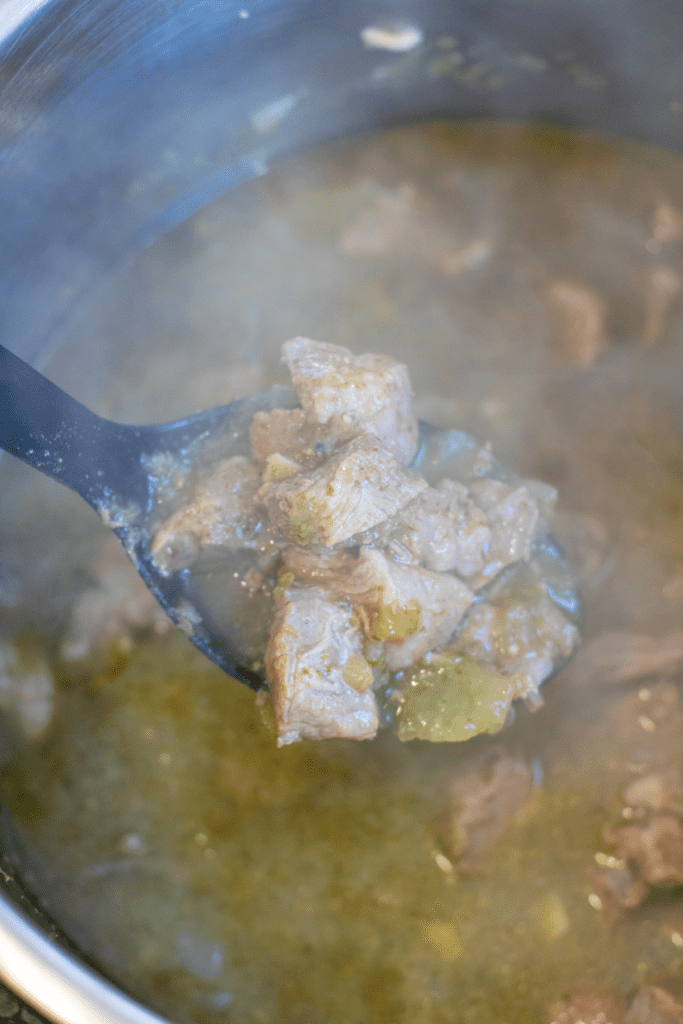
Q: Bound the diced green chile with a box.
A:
[396,652,530,742]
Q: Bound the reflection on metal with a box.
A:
[0,0,52,44]
[0,893,171,1024]
[135,153,269,248]
[250,91,305,133]
[360,22,424,52]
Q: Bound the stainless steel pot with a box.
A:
[0,0,681,1020]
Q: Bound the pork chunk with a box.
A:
[250,408,333,469]
[435,749,534,871]
[353,551,474,669]
[0,643,55,741]
[282,545,359,584]
[604,815,683,888]
[291,547,474,670]
[469,481,540,582]
[626,984,683,1024]
[282,337,418,463]
[389,480,491,575]
[259,435,427,547]
[550,992,625,1024]
[265,586,379,746]
[453,593,579,690]
[151,456,268,574]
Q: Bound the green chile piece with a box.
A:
[396,651,531,742]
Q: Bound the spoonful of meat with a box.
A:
[0,338,580,746]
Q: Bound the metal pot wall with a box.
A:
[0,1,682,1021]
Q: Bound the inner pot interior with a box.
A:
[1,3,683,1024]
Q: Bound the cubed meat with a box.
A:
[151,456,269,574]
[265,586,379,746]
[282,546,359,584]
[389,480,491,575]
[286,547,473,670]
[626,984,683,1024]
[453,593,579,691]
[282,337,418,463]
[259,435,427,547]
[434,748,534,871]
[350,550,474,669]
[250,408,333,469]
[0,643,55,741]
[470,480,540,582]
[550,992,625,1024]
[623,771,683,816]
[604,815,683,888]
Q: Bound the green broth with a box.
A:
[2,119,683,1022]
[3,632,682,1023]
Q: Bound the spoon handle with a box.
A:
[0,342,147,513]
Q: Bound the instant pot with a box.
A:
[0,0,682,1021]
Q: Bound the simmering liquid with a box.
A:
[1,121,683,1024]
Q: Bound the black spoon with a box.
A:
[0,342,296,690]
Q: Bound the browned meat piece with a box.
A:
[570,631,683,689]
[340,182,492,276]
[596,685,683,784]
[623,771,683,816]
[626,985,683,1024]
[453,593,579,690]
[587,863,647,918]
[387,480,491,575]
[0,643,55,741]
[600,767,683,910]
[547,278,607,367]
[259,435,427,547]
[469,480,540,583]
[347,549,474,670]
[282,337,418,463]
[250,408,332,469]
[283,546,473,671]
[549,992,625,1024]
[282,546,359,583]
[604,814,683,888]
[434,748,533,872]
[265,586,379,746]
[151,456,272,574]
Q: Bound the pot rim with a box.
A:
[0,893,171,1024]
[0,0,51,45]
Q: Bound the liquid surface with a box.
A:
[1,121,683,1024]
